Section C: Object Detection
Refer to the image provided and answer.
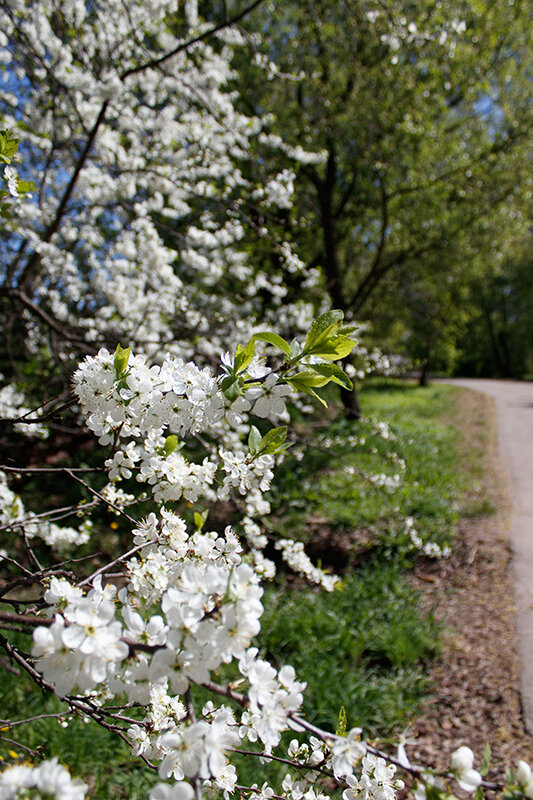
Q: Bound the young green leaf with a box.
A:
[163,435,179,457]
[234,339,256,374]
[252,332,291,356]
[480,743,491,777]
[114,344,131,379]
[0,131,19,164]
[256,425,288,456]
[16,179,36,195]
[221,374,243,402]
[304,310,344,351]
[248,425,262,456]
[306,334,356,361]
[335,706,347,737]
[289,339,300,360]
[310,363,353,390]
[193,510,209,532]
[286,377,328,406]
[289,370,330,387]
[425,785,446,800]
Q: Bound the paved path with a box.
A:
[446,379,533,733]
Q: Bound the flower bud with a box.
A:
[450,746,474,773]
[517,761,532,788]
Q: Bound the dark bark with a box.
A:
[340,385,362,418]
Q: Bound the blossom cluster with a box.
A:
[0,471,91,552]
[0,758,87,800]
[0,322,532,800]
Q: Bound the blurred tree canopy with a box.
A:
[234,0,532,383]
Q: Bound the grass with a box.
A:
[268,381,464,561]
[258,561,439,736]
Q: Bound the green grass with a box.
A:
[268,381,464,561]
[258,561,439,736]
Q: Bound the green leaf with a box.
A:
[114,344,131,379]
[221,374,243,401]
[248,425,262,456]
[16,179,35,195]
[339,325,359,336]
[163,435,179,457]
[234,339,256,374]
[193,510,209,532]
[335,706,347,737]
[425,786,445,800]
[306,334,356,361]
[290,370,330,387]
[475,787,484,800]
[252,332,291,356]
[256,425,288,456]
[311,363,353,390]
[0,130,19,163]
[304,310,344,351]
[286,377,328,406]
[289,339,300,359]
[480,743,491,777]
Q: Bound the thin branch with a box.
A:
[0,734,43,757]
[200,679,248,707]
[0,612,52,628]
[231,747,333,779]
[0,713,67,729]
[65,470,137,525]
[4,289,95,352]
[18,100,109,291]
[0,398,78,425]
[0,465,102,474]
[120,0,266,79]
[77,540,153,587]
[236,786,286,800]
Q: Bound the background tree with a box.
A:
[235,0,532,391]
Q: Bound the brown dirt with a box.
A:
[409,387,533,776]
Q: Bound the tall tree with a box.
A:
[237,0,532,395]
[0,0,326,406]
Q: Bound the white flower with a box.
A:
[4,165,18,197]
[247,374,292,418]
[150,782,195,800]
[450,747,482,793]
[329,728,365,779]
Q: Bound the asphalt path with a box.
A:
[446,378,533,733]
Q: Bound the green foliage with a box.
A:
[455,231,533,378]
[235,0,532,376]
[114,344,132,379]
[269,382,462,558]
[249,425,291,458]
[0,130,19,164]
[258,563,439,735]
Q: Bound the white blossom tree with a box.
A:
[0,3,531,800]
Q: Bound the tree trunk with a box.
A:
[340,385,362,418]
[419,360,430,387]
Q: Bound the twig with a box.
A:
[77,540,153,587]
[121,0,266,79]
[65,470,138,525]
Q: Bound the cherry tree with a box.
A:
[0,0,325,389]
[0,3,532,799]
[0,310,531,800]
